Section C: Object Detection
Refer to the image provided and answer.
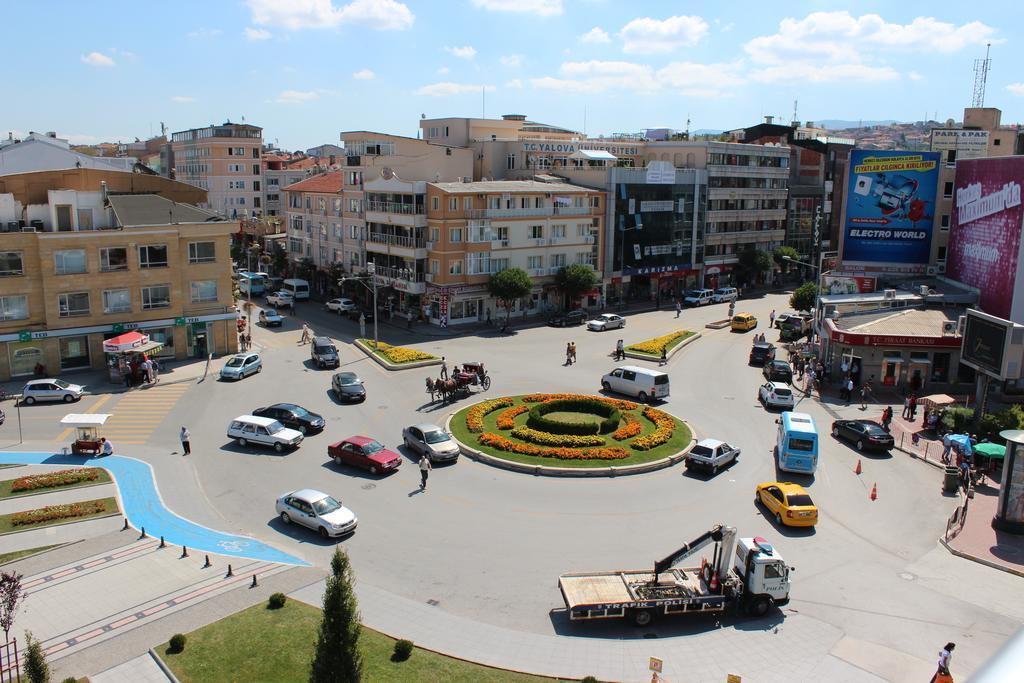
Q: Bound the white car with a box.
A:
[266,290,294,307]
[683,289,714,306]
[259,308,283,326]
[325,298,357,314]
[220,352,262,380]
[758,381,796,410]
[276,488,357,538]
[21,378,85,405]
[587,313,626,331]
[227,415,303,452]
[685,438,741,475]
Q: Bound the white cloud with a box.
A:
[352,69,375,80]
[245,27,272,40]
[187,27,222,39]
[500,54,523,67]
[1007,83,1024,96]
[81,52,115,67]
[275,89,320,104]
[445,45,477,60]
[908,70,923,81]
[415,82,495,96]
[171,95,194,103]
[579,27,610,44]
[749,62,900,84]
[247,0,414,31]
[505,78,523,89]
[657,61,746,96]
[470,0,562,16]
[437,66,450,75]
[620,15,708,54]
[531,60,658,94]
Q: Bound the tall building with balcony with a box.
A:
[170,122,263,218]
[282,172,345,293]
[362,172,429,308]
[423,179,604,326]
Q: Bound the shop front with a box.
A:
[426,284,489,327]
[103,331,165,384]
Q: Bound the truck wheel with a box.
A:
[747,595,771,617]
[632,609,653,627]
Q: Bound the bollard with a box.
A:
[251,574,258,588]
[226,564,233,578]
[122,518,129,531]
[159,536,166,549]
[180,546,189,559]
[140,526,147,539]
[203,554,212,568]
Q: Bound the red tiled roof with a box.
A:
[283,171,344,193]
[286,157,322,169]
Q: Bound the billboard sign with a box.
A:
[930,129,990,160]
[823,274,877,294]
[961,310,1011,379]
[841,150,940,270]
[946,157,1024,320]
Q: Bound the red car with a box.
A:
[328,436,402,475]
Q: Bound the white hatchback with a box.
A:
[21,378,85,405]
[758,381,796,410]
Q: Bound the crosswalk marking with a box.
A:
[55,383,192,446]
[54,394,114,441]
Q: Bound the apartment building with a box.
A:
[263,154,323,217]
[0,131,139,175]
[362,172,428,309]
[170,122,263,218]
[424,179,604,325]
[283,172,345,292]
[0,189,237,382]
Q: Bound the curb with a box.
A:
[894,444,946,471]
[622,331,701,363]
[149,648,182,683]
[705,319,731,330]
[353,339,442,372]
[938,537,1024,579]
[445,403,696,478]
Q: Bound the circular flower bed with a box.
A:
[451,393,691,469]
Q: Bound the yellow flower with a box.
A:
[625,330,692,355]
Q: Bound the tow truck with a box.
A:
[558,525,792,626]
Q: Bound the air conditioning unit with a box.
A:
[883,289,896,300]
[937,264,946,274]
[942,320,958,335]
[926,266,938,275]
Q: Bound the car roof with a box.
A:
[262,308,280,314]
[753,341,774,349]
[312,336,333,344]
[846,419,885,430]
[768,381,790,389]
[233,415,278,427]
[343,435,376,445]
[333,371,359,380]
[777,482,810,495]
[267,403,299,411]
[611,365,666,376]
[770,360,790,367]
[288,488,329,502]
[409,423,443,432]
[695,438,725,448]
[25,378,62,385]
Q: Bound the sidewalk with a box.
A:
[0,356,209,401]
[943,482,1024,577]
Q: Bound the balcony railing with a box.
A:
[371,265,425,283]
[366,201,423,215]
[466,205,591,219]
[366,232,426,249]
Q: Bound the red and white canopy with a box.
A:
[103,331,150,353]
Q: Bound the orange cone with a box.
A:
[870,483,877,501]
[855,459,862,475]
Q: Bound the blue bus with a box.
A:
[775,411,819,474]
[238,271,267,296]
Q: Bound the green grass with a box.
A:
[0,468,111,500]
[626,330,696,358]
[160,600,564,682]
[0,543,65,565]
[0,497,120,534]
[451,395,692,469]
[542,411,603,425]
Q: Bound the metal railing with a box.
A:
[366,201,423,215]
[365,232,426,249]
[466,205,591,219]
[371,265,425,283]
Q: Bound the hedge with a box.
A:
[527,398,621,435]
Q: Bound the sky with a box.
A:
[6,0,1024,150]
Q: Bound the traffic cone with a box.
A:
[870,483,877,501]
[855,459,862,475]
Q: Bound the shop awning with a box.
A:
[136,340,164,354]
[920,393,956,408]
[103,331,149,353]
[570,149,617,161]
[882,353,903,362]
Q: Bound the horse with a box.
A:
[432,378,458,403]
[425,376,436,403]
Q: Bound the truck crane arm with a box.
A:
[653,524,725,578]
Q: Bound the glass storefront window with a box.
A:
[147,327,176,358]
[59,336,91,370]
[932,353,950,383]
[9,342,43,376]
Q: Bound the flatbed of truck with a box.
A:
[559,567,707,610]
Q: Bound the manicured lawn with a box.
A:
[451,395,692,469]
[626,330,696,358]
[543,411,602,425]
[0,497,119,534]
[0,468,111,500]
[160,600,565,682]
[0,543,64,565]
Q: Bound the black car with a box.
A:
[252,403,325,435]
[346,307,376,322]
[547,310,587,327]
[331,372,366,402]
[762,360,793,384]
[831,419,895,452]
[748,342,776,366]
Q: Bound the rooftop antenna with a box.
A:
[792,99,798,127]
[685,114,691,138]
[972,42,992,108]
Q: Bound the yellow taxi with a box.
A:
[755,481,818,527]
[731,313,758,332]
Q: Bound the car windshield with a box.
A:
[289,406,309,417]
[312,496,342,515]
[691,445,714,457]
[316,344,336,353]
[336,374,358,386]
[53,379,70,388]
[424,430,450,444]
[787,494,814,507]
[226,357,245,367]
[265,309,278,316]
[361,440,384,454]
[863,423,887,436]
[266,421,287,434]
[685,290,702,297]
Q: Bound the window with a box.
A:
[550,253,566,268]
[527,255,543,270]
[994,138,1001,146]
[253,147,260,158]
[349,225,360,240]
[253,164,260,175]
[190,280,218,303]
[506,154,516,170]
[763,563,784,579]
[937,246,947,261]
[100,247,128,272]
[138,245,168,268]
[940,214,950,230]
[943,181,954,198]
[188,241,216,264]
[552,224,566,238]
[58,292,90,317]
[449,228,463,243]
[0,252,24,276]
[350,251,360,267]
[54,249,86,275]
[430,259,439,274]
[141,285,171,310]
[463,197,473,210]
[430,227,440,242]
[0,295,28,320]
[432,196,440,211]
[591,196,600,208]
[102,289,131,314]
[449,259,463,275]
[448,198,457,211]
[529,225,543,239]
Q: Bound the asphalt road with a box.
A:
[5,293,1022,677]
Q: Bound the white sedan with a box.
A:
[325,298,357,314]
[587,313,626,331]
[758,381,796,410]
[276,488,357,538]
[266,290,294,308]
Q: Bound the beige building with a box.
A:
[283,172,345,292]
[171,122,263,218]
[0,190,237,382]
[424,179,604,325]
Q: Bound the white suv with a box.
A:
[227,415,304,452]
[712,287,738,303]
[21,379,85,405]
[758,381,796,410]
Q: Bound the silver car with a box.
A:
[276,489,357,538]
[402,423,460,463]
[220,353,262,380]
[587,313,626,331]
[21,378,85,405]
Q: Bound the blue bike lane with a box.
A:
[0,452,308,566]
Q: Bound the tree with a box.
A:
[310,548,363,683]
[487,268,532,328]
[773,246,800,273]
[270,242,288,277]
[737,246,773,285]
[0,571,25,643]
[554,264,597,309]
[790,281,818,312]
[297,257,317,284]
[22,631,49,683]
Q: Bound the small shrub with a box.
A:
[11,468,102,493]
[527,398,620,435]
[11,500,107,527]
[393,639,414,661]
[511,426,605,447]
[62,678,78,683]
[268,592,287,609]
[582,677,601,683]
[168,633,187,654]
[22,632,49,683]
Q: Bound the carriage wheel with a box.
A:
[481,376,491,390]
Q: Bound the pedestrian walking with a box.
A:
[845,377,853,404]
[769,309,776,327]
[659,346,667,366]
[902,396,911,420]
[909,394,918,419]
[675,301,682,318]
[941,434,953,464]
[142,357,153,384]
[151,358,160,382]
[881,406,893,431]
[100,437,114,457]
[565,342,573,366]
[419,454,432,490]
[440,357,448,380]
[180,426,191,456]
[570,341,577,364]
[929,642,955,683]
[300,324,312,345]
[860,384,868,410]
[615,339,625,361]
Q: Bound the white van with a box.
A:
[683,289,714,306]
[281,278,310,301]
[600,366,670,403]
[712,287,738,303]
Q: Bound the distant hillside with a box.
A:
[818,119,899,130]
[692,128,724,135]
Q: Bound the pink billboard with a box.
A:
[947,157,1024,319]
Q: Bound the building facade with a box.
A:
[283,172,345,293]
[170,122,263,218]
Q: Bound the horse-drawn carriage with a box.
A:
[426,361,491,403]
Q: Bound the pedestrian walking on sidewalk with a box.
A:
[769,310,776,328]
[845,377,854,404]
[659,346,667,366]
[440,357,448,380]
[881,406,893,431]
[565,342,573,366]
[675,301,682,318]
[300,324,312,345]
[942,434,953,464]
[615,339,625,361]
[902,396,911,420]
[180,426,191,456]
[570,341,577,364]
[860,384,869,410]
[929,642,955,683]
[419,454,432,490]
[909,394,918,419]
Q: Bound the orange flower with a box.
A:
[467,397,514,433]
[496,405,530,430]
[611,412,642,441]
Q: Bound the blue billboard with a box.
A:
[841,150,940,267]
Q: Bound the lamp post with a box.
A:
[339,261,378,349]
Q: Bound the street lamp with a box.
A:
[339,261,378,349]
